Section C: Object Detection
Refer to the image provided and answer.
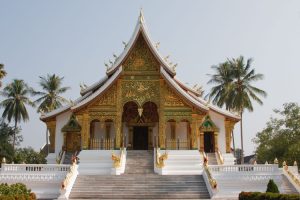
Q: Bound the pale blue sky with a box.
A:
[1,1,300,155]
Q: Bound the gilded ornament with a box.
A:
[164,86,185,107]
[121,81,159,106]
[123,35,159,72]
[111,152,121,168]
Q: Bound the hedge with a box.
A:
[239,192,300,200]
[0,183,36,200]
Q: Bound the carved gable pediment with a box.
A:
[123,34,160,73]
[164,85,185,107]
[89,84,117,108]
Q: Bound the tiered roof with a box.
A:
[41,11,240,122]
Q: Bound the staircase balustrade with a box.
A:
[1,163,70,173]
[155,148,168,168]
[283,164,300,192]
[209,164,280,174]
[111,148,125,169]
[216,150,224,165]
[56,150,65,164]
[201,151,217,195]
[59,162,79,199]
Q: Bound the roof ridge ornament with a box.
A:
[139,8,145,23]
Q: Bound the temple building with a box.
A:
[1,11,298,200]
[40,11,240,158]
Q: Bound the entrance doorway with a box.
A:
[133,126,148,150]
[204,132,214,153]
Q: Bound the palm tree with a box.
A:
[33,74,70,153]
[0,64,7,88]
[207,62,233,108]
[207,62,237,152]
[0,79,34,151]
[33,74,70,113]
[208,56,267,163]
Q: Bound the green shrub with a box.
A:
[266,179,279,193]
[0,183,36,200]
[239,191,300,200]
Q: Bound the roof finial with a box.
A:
[139,8,145,23]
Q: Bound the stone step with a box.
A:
[69,174,210,199]
[70,194,210,199]
[69,150,210,199]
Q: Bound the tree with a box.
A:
[208,56,267,163]
[32,74,70,154]
[0,63,7,88]
[14,147,46,164]
[253,103,300,166]
[0,79,34,152]
[33,74,70,113]
[0,119,22,163]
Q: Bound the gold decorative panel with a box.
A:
[121,80,159,106]
[164,86,185,107]
[123,34,159,72]
[89,85,117,107]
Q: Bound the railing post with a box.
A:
[122,134,125,148]
[165,138,168,150]
[114,137,116,150]
[101,137,103,150]
[177,137,180,150]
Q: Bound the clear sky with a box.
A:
[1,1,300,156]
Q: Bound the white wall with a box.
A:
[208,111,226,154]
[55,111,71,156]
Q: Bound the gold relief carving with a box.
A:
[89,115,116,123]
[165,115,192,123]
[121,81,159,106]
[159,79,166,149]
[92,85,116,106]
[191,114,205,150]
[225,120,236,153]
[123,35,159,72]
[214,132,219,152]
[164,86,185,107]
[132,57,145,68]
[115,79,122,149]
[89,111,116,122]
[76,112,89,150]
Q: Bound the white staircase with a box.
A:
[78,150,125,175]
[207,153,218,165]
[157,150,203,175]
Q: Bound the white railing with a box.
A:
[58,163,79,200]
[216,150,224,165]
[0,173,66,182]
[1,164,70,174]
[111,148,126,175]
[283,165,300,193]
[59,151,66,164]
[201,151,217,198]
[202,165,217,198]
[209,164,279,174]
